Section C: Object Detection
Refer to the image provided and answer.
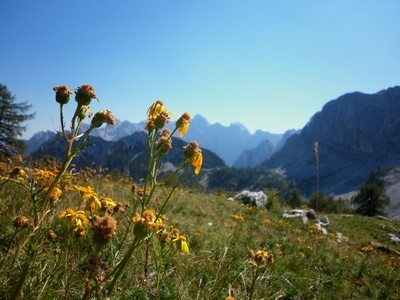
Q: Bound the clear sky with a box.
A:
[1,0,399,139]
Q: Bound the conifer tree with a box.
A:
[0,84,35,156]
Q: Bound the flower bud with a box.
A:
[77,105,93,121]
[53,85,73,105]
[75,84,97,106]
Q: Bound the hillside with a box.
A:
[262,86,400,196]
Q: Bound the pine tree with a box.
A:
[0,84,35,156]
[352,183,389,216]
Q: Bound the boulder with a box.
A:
[228,190,268,208]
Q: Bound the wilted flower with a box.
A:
[9,167,26,178]
[175,112,191,137]
[183,141,203,174]
[91,109,116,128]
[53,85,73,105]
[156,129,172,155]
[74,225,86,237]
[13,215,33,229]
[75,84,97,106]
[47,229,58,240]
[92,215,117,247]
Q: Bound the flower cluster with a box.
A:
[59,208,89,237]
[75,185,101,213]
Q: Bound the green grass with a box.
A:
[1,172,400,299]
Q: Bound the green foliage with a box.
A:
[207,167,295,196]
[0,84,35,156]
[287,188,303,208]
[352,183,390,216]
[309,192,353,213]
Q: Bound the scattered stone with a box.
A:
[228,190,268,208]
[317,216,330,227]
[282,209,316,224]
[336,232,344,243]
[389,233,400,243]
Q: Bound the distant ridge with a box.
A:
[26,115,285,167]
[262,86,400,196]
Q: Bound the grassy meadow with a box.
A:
[1,159,400,299]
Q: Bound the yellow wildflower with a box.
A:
[263,218,272,225]
[45,187,62,203]
[183,141,203,174]
[75,185,101,212]
[178,235,190,254]
[75,211,89,227]
[146,100,170,130]
[59,208,76,220]
[101,197,117,212]
[147,100,166,119]
[306,245,313,251]
[175,112,191,137]
[360,245,373,253]
[231,214,245,223]
[248,249,274,267]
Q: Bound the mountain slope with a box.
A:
[179,115,283,166]
[29,131,226,181]
[262,86,400,195]
[233,139,275,168]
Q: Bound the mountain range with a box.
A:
[26,86,400,216]
[26,115,291,168]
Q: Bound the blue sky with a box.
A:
[1,1,399,139]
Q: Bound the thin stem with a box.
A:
[105,234,146,296]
